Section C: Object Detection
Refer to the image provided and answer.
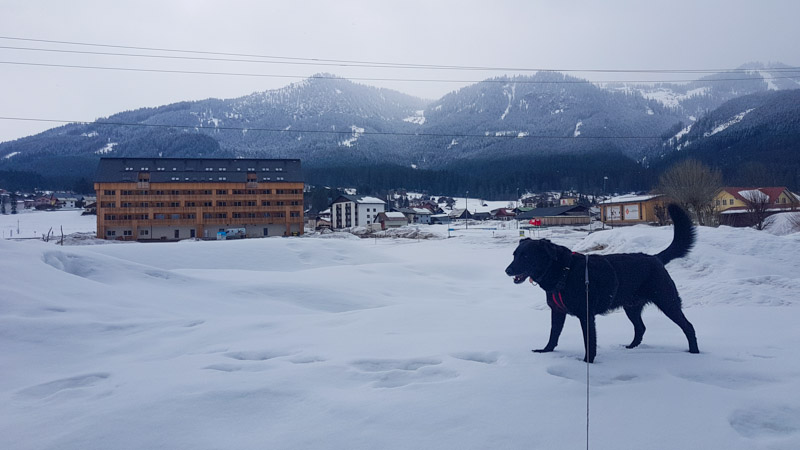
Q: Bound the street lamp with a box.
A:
[603,176,608,194]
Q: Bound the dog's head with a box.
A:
[505,238,561,284]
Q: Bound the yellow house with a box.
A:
[559,196,577,206]
[600,194,669,225]
[715,187,799,227]
[715,187,798,212]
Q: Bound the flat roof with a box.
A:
[95,157,303,183]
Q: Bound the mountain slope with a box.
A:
[654,89,800,187]
[1,66,798,192]
[416,72,681,164]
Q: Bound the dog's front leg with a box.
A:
[579,315,597,363]
[534,308,567,353]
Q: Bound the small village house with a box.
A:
[599,194,668,225]
[516,205,590,226]
[715,187,799,227]
[375,211,409,230]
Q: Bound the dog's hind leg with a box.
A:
[579,315,597,363]
[654,297,699,354]
[534,308,567,353]
[623,304,646,349]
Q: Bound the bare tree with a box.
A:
[656,159,722,226]
[739,189,772,230]
[653,202,669,226]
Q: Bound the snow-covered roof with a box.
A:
[383,212,407,219]
[334,194,386,205]
[599,194,662,205]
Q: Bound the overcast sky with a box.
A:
[1,0,798,142]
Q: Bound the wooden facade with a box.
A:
[600,194,667,225]
[94,158,304,241]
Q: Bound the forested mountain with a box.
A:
[1,66,798,195]
[653,89,800,188]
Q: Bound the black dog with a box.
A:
[505,204,699,363]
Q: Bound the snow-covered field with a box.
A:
[2,211,800,450]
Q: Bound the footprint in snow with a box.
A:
[16,373,111,399]
[350,358,458,388]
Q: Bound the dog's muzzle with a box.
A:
[505,266,528,284]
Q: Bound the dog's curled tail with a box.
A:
[656,204,696,265]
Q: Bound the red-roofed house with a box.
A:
[715,187,799,227]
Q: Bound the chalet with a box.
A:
[397,207,433,224]
[490,208,517,221]
[715,187,799,227]
[448,208,473,220]
[559,196,578,206]
[52,192,81,209]
[599,194,667,225]
[375,211,409,230]
[517,205,590,226]
[330,194,386,229]
[94,157,304,241]
[430,214,451,225]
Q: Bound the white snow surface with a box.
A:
[95,142,118,155]
[705,109,755,137]
[339,125,365,147]
[403,110,426,125]
[574,121,583,137]
[2,211,800,449]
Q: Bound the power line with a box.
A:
[2,60,799,86]
[2,35,799,75]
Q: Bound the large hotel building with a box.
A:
[94,158,304,240]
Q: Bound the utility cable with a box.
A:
[2,61,799,86]
[1,35,799,75]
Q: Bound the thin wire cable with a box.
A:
[2,61,799,86]
[2,35,799,74]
